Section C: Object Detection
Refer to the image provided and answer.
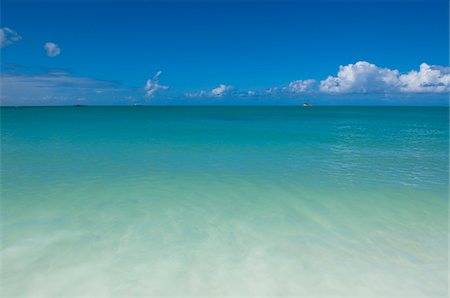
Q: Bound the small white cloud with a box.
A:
[262,80,316,96]
[44,42,61,57]
[399,63,450,93]
[186,84,234,98]
[285,79,316,93]
[144,70,169,97]
[265,87,279,95]
[0,27,22,48]
[211,84,233,97]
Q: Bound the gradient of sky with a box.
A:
[1,0,449,105]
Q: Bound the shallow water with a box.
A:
[1,106,448,297]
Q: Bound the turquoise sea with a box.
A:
[1,106,448,297]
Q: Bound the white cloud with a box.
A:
[320,61,399,93]
[211,84,233,97]
[186,84,234,98]
[183,62,450,101]
[319,61,449,94]
[285,79,316,93]
[144,70,169,97]
[3,61,448,106]
[399,63,450,93]
[262,79,316,96]
[44,42,61,57]
[0,27,22,48]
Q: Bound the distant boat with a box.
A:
[303,103,313,107]
[74,104,86,107]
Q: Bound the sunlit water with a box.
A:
[1,106,448,297]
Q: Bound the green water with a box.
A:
[1,107,448,296]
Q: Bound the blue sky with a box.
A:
[1,0,449,105]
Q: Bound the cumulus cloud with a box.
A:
[319,61,449,94]
[0,27,22,48]
[44,42,61,57]
[399,63,450,93]
[144,70,169,97]
[319,61,399,93]
[181,61,450,101]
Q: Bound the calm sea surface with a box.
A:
[1,107,448,296]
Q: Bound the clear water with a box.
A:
[1,106,448,297]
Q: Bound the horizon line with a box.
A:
[1,105,448,108]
